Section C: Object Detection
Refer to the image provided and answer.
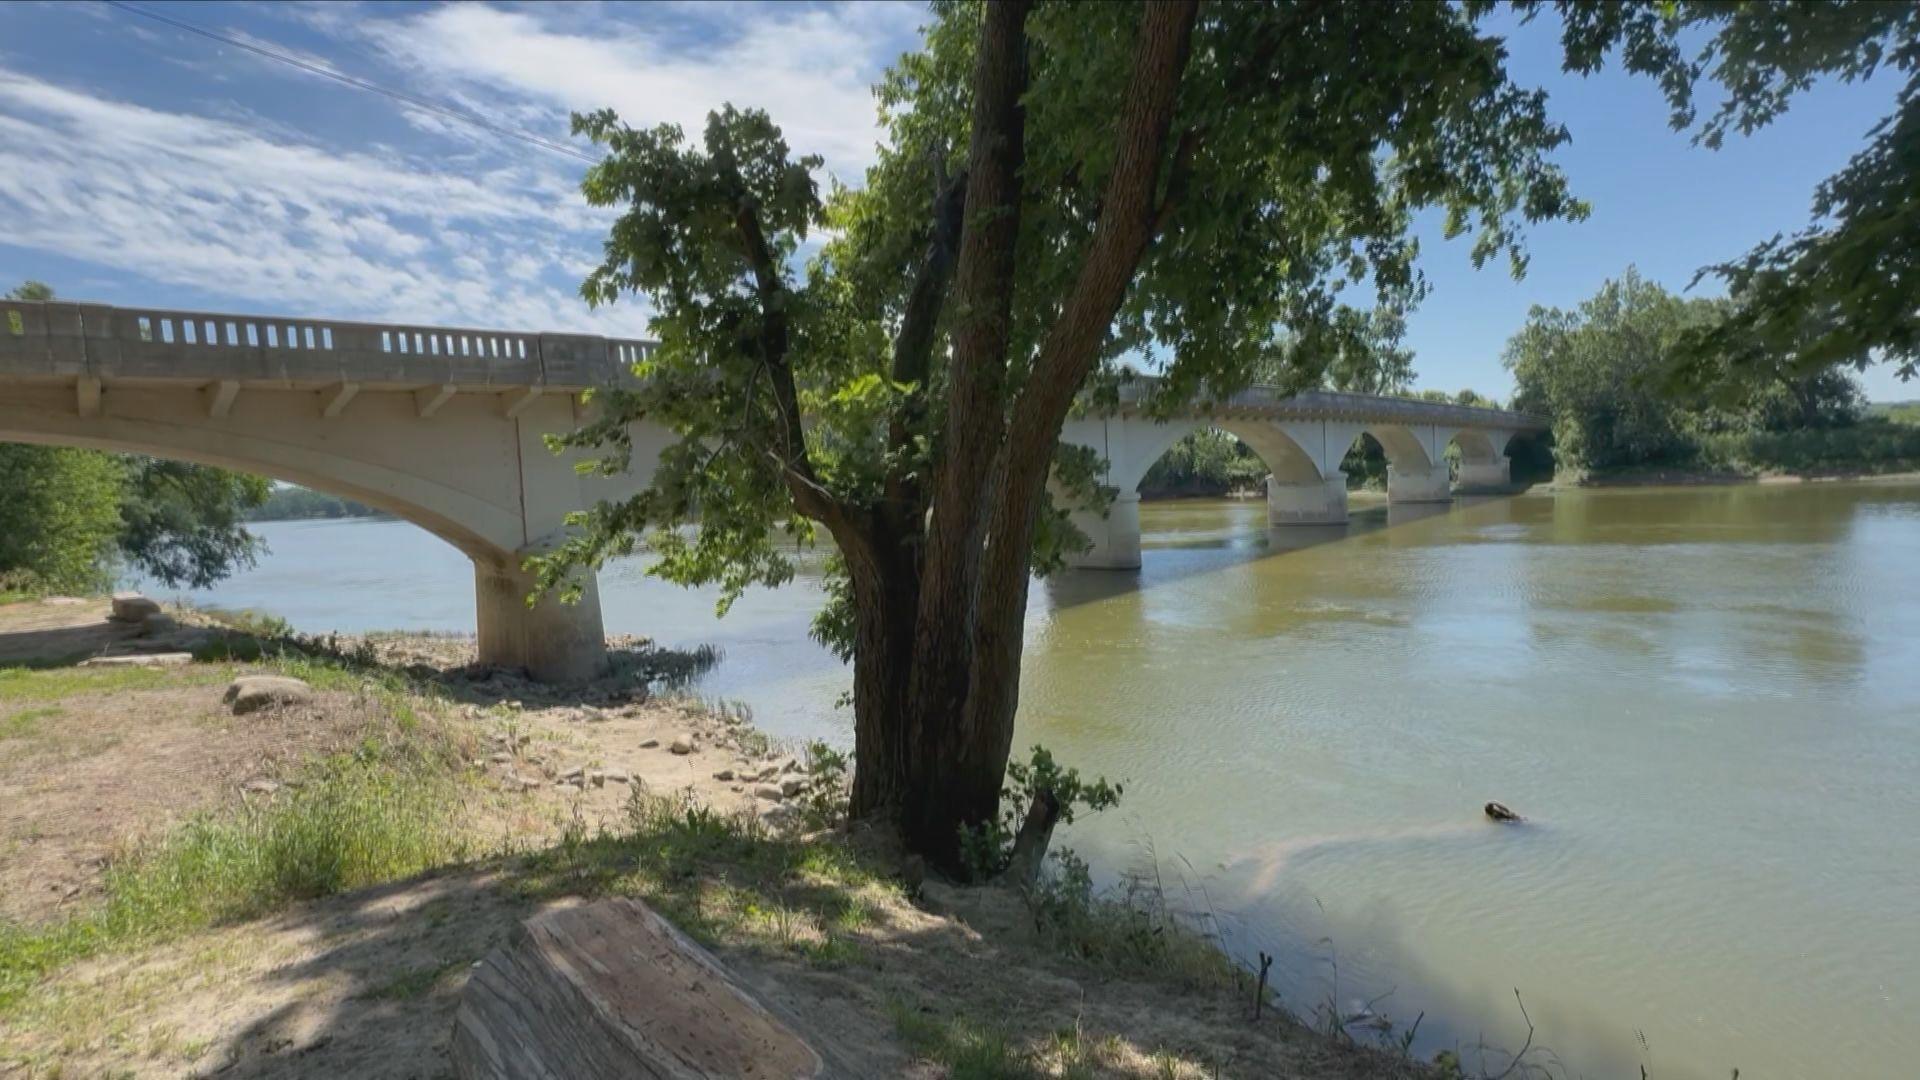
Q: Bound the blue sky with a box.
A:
[0,1,1908,402]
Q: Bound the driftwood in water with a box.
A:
[451,898,837,1079]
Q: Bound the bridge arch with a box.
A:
[0,407,518,561]
[0,380,614,681]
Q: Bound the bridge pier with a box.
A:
[1386,465,1453,504]
[1065,491,1143,570]
[474,558,608,682]
[1266,472,1348,525]
[1455,458,1510,490]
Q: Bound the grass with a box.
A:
[889,1003,1146,1080]
[891,1000,1037,1079]
[0,721,469,1017]
[0,664,227,703]
[511,788,901,961]
[0,706,62,740]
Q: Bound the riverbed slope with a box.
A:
[0,597,1434,1079]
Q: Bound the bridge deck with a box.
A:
[0,299,1543,429]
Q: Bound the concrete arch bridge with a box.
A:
[1,300,1544,679]
[1059,384,1545,568]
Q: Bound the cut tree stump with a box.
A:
[451,898,839,1079]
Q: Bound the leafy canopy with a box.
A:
[1505,268,1863,473]
[536,1,1587,654]
[1525,1,1920,390]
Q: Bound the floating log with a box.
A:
[452,898,835,1079]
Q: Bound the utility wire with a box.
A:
[100,0,601,165]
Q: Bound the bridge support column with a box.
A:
[1455,459,1510,490]
[1387,466,1452,505]
[1266,472,1348,525]
[474,558,607,682]
[1066,491,1142,570]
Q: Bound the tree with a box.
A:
[1505,269,1865,473]
[3,283,269,592]
[1530,1,1920,391]
[1507,269,1728,471]
[0,444,125,595]
[539,1,1589,871]
[118,458,270,589]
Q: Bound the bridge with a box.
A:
[1,299,1544,679]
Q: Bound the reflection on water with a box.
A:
[161,482,1920,1079]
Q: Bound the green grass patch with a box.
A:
[0,706,62,740]
[0,664,223,703]
[0,735,468,1016]
[891,1000,1036,1080]
[512,790,899,961]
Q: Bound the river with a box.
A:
[156,482,1920,1078]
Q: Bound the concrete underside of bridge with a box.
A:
[0,381,661,681]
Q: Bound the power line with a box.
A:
[99,0,601,165]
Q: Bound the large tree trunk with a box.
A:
[873,0,1201,874]
[846,543,918,819]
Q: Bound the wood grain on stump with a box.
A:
[451,898,829,1079]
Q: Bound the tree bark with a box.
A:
[888,0,1202,872]
[893,0,1034,863]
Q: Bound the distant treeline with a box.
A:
[1509,270,1920,481]
[246,486,388,522]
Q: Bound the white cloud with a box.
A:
[0,2,922,341]
[0,67,645,335]
[364,2,923,184]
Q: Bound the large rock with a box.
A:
[452,898,847,1079]
[108,593,161,623]
[223,675,313,715]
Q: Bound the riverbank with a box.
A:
[0,598,1437,1078]
[1551,465,1920,488]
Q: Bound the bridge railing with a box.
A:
[0,299,656,390]
[1110,376,1547,429]
[2,298,1544,429]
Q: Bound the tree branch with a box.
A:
[729,198,878,559]
[884,154,970,535]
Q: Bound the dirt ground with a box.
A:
[0,598,1429,1079]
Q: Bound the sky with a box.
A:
[0,1,1908,402]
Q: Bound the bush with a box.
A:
[959,746,1121,883]
[1698,418,1920,475]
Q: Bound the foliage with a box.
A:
[245,485,384,522]
[117,457,269,589]
[1527,1,1920,393]
[1868,401,1920,425]
[1505,269,1863,474]
[1697,417,1920,477]
[796,740,851,830]
[0,444,126,595]
[530,0,1686,866]
[1021,849,1240,993]
[1137,428,1267,498]
[0,729,466,1015]
[958,746,1122,882]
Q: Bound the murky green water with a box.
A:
[163,482,1920,1078]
